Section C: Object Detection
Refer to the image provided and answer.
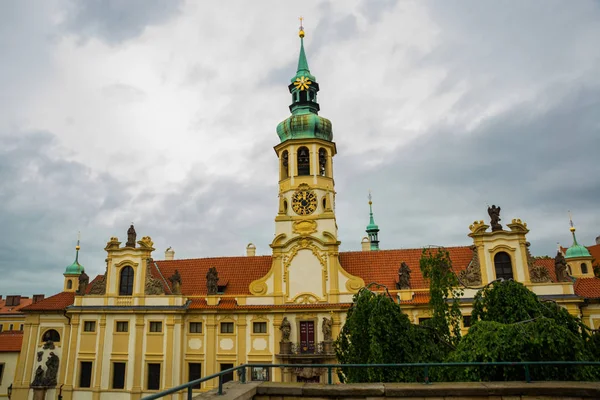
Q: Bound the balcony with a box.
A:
[276,341,335,360]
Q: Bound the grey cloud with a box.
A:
[358,0,398,23]
[61,0,184,44]
[333,83,600,257]
[102,83,146,103]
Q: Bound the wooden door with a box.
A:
[299,321,315,354]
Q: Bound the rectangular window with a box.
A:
[149,321,162,333]
[220,363,234,383]
[189,363,202,389]
[112,362,126,389]
[0,325,3,333]
[189,322,202,334]
[19,324,24,331]
[418,317,431,325]
[79,361,93,388]
[8,324,13,331]
[250,366,270,382]
[220,322,234,334]
[147,363,161,390]
[116,321,129,332]
[83,321,96,332]
[463,316,472,328]
[253,322,267,334]
[0,363,4,385]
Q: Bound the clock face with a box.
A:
[291,189,318,216]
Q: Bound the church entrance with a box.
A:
[299,321,315,354]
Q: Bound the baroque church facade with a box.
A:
[4,27,600,400]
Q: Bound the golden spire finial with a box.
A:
[76,231,81,251]
[568,210,576,232]
[299,16,305,38]
[368,189,372,205]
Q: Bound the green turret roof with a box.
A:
[64,238,85,275]
[276,24,333,143]
[565,226,591,259]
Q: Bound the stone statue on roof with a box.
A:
[397,262,411,290]
[126,224,136,248]
[488,205,502,231]
[169,269,182,295]
[206,267,219,295]
[77,271,89,295]
[555,251,570,282]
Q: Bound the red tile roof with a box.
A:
[533,258,558,282]
[153,256,272,295]
[0,330,23,352]
[188,297,352,310]
[340,247,474,291]
[21,292,75,312]
[0,297,33,314]
[574,278,600,299]
[588,244,600,265]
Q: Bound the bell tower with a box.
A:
[249,22,363,304]
[273,21,337,242]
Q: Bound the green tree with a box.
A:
[419,247,463,347]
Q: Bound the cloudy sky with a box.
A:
[1,0,599,296]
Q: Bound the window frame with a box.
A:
[111,361,127,390]
[116,321,129,333]
[297,146,311,176]
[252,321,267,334]
[119,266,135,296]
[250,365,271,382]
[493,251,514,280]
[41,329,61,343]
[147,363,162,391]
[78,361,93,388]
[83,321,96,333]
[0,362,4,386]
[220,322,234,334]
[149,321,163,333]
[189,322,202,334]
[582,263,589,274]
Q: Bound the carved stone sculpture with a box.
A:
[555,251,571,282]
[322,317,333,341]
[397,262,411,289]
[89,273,106,295]
[42,340,55,350]
[125,224,137,248]
[31,366,45,387]
[206,267,219,295]
[145,263,165,295]
[526,242,550,283]
[77,271,89,295]
[37,351,43,362]
[42,352,59,387]
[169,269,182,295]
[280,317,291,342]
[488,205,503,231]
[459,245,482,286]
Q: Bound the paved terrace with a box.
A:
[193,381,600,400]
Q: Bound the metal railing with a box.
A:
[141,361,600,400]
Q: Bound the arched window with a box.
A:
[119,266,134,296]
[318,148,327,176]
[281,150,289,179]
[494,252,513,280]
[297,147,310,176]
[581,263,589,274]
[66,280,72,289]
[42,329,60,343]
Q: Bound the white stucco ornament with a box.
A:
[253,338,268,351]
[188,338,202,350]
[220,338,234,350]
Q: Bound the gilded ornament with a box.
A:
[292,220,318,235]
[292,188,318,216]
[293,76,311,91]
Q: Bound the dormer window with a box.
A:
[119,266,134,296]
[297,147,310,176]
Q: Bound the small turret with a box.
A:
[564,213,593,278]
[366,192,380,251]
[64,233,85,292]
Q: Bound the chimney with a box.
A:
[361,237,371,251]
[596,235,600,245]
[165,247,175,261]
[33,294,45,304]
[246,243,256,256]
